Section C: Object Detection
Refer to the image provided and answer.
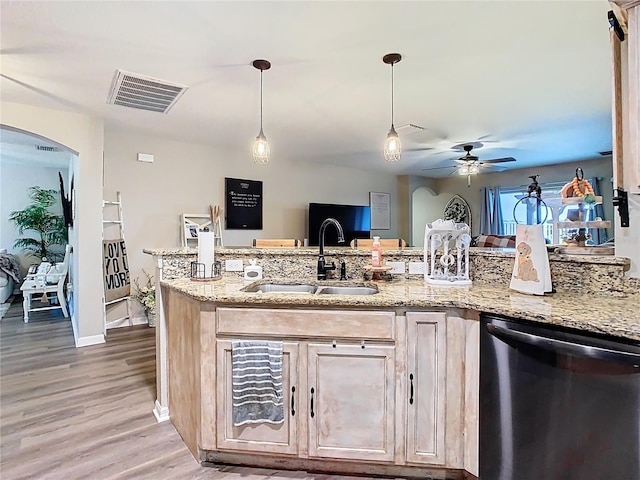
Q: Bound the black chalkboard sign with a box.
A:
[225,177,263,230]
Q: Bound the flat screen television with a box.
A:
[308,203,371,247]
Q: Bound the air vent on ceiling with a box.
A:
[36,145,60,152]
[107,69,188,114]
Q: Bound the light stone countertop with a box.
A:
[161,276,640,343]
[144,246,630,266]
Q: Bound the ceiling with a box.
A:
[0,1,615,177]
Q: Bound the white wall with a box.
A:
[1,102,105,346]
[0,162,64,276]
[103,127,400,293]
[411,185,449,248]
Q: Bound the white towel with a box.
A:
[509,223,552,295]
[231,340,284,426]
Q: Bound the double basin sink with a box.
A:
[243,281,378,296]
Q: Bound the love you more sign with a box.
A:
[103,239,131,302]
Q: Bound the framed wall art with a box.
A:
[225,177,263,230]
[443,194,471,228]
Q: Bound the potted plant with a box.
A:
[133,270,156,326]
[9,186,67,262]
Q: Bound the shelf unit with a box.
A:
[551,196,611,250]
[181,213,223,248]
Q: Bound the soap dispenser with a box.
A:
[371,236,382,267]
[244,259,263,280]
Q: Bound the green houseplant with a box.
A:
[133,270,156,326]
[9,186,68,262]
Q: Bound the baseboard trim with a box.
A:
[75,333,105,347]
[153,400,170,423]
[106,315,148,330]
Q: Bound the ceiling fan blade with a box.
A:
[405,147,436,152]
[480,157,516,164]
[479,164,508,172]
[421,165,456,171]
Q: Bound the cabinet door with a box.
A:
[307,343,395,462]
[405,312,447,465]
[216,340,299,455]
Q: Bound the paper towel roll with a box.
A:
[197,232,216,278]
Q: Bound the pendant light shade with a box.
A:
[252,59,271,164]
[383,53,402,162]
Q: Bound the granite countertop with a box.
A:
[161,276,640,343]
[144,246,630,266]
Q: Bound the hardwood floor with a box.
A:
[0,296,383,480]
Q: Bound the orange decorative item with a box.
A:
[560,181,574,198]
[571,177,594,198]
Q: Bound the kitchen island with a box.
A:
[146,247,639,479]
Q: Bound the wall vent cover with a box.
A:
[107,69,188,114]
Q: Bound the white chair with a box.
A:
[20,245,71,323]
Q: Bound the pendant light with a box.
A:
[252,59,271,164]
[383,53,402,162]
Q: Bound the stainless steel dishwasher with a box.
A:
[480,314,640,480]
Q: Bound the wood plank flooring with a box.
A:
[0,296,383,480]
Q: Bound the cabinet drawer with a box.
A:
[217,308,395,340]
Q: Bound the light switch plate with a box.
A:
[137,153,154,163]
[408,261,425,275]
[385,261,405,274]
[225,259,243,272]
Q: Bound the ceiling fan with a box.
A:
[421,143,516,186]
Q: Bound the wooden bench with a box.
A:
[252,239,301,248]
[350,238,407,249]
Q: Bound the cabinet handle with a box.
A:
[291,386,296,416]
[409,373,414,405]
[310,387,315,418]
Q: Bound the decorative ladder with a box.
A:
[102,191,131,331]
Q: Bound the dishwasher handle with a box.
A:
[487,323,640,366]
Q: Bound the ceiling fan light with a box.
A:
[253,129,270,164]
[459,165,469,175]
[469,164,480,174]
[384,125,401,162]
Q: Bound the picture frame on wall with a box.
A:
[225,177,263,230]
[369,192,391,230]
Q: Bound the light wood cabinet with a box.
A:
[215,307,396,462]
[307,342,395,462]
[405,311,447,465]
[215,339,299,455]
[199,305,472,475]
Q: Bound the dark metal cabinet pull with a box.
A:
[291,386,296,416]
[310,387,315,418]
[409,373,414,405]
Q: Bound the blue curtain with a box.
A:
[590,177,607,244]
[480,188,492,234]
[492,187,504,235]
[479,187,504,235]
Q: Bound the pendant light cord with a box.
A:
[260,68,264,131]
[390,63,394,127]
